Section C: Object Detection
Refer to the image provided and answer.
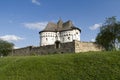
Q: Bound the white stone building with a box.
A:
[39,19,81,46]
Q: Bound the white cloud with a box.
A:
[32,0,40,5]
[14,46,20,49]
[23,22,48,30]
[89,23,102,30]
[0,35,24,42]
[91,38,95,42]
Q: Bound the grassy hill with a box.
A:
[0,51,120,80]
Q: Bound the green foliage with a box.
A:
[0,40,14,56]
[0,51,120,80]
[96,16,120,50]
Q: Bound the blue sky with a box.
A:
[0,0,120,48]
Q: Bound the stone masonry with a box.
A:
[74,40,103,53]
[11,40,103,56]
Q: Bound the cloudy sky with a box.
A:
[0,0,120,48]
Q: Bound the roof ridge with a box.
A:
[39,20,81,33]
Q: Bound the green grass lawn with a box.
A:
[0,51,120,80]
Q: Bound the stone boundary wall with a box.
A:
[11,42,75,56]
[11,40,103,56]
[74,40,104,53]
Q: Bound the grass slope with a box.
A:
[0,51,120,80]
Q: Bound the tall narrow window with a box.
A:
[63,38,64,42]
[68,37,70,40]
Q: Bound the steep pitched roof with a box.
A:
[43,22,57,32]
[39,19,81,33]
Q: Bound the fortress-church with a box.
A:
[12,19,103,56]
[39,19,81,46]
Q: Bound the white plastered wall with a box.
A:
[40,29,80,46]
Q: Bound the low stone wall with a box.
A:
[11,40,103,56]
[74,40,104,53]
[11,42,75,56]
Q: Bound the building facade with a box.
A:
[39,19,81,46]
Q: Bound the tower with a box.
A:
[39,19,81,46]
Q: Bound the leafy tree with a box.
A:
[96,16,120,50]
[0,39,14,56]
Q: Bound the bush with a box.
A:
[0,40,14,56]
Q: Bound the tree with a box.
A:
[0,40,14,56]
[96,16,120,50]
